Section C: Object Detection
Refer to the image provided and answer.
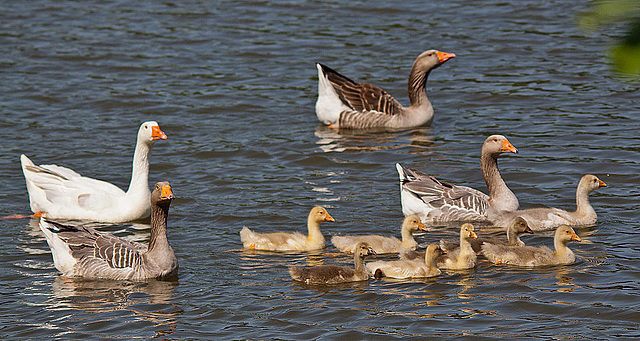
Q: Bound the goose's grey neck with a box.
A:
[481,152,518,212]
[148,202,170,253]
[407,67,430,108]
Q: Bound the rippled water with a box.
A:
[2,0,639,339]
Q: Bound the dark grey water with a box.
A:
[2,0,639,339]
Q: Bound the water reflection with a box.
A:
[50,276,181,327]
[238,249,330,273]
[314,125,437,154]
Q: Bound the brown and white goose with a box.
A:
[240,206,334,251]
[493,175,606,231]
[436,223,478,270]
[366,244,444,279]
[397,135,519,223]
[482,225,581,267]
[315,49,455,129]
[289,242,375,285]
[440,216,532,254]
[331,214,427,254]
[38,181,178,280]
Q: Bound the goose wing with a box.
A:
[402,171,490,221]
[22,156,125,211]
[319,63,403,115]
[46,220,145,269]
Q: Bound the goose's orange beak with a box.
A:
[501,139,518,154]
[152,125,168,140]
[436,51,456,63]
[324,213,335,222]
[160,185,175,200]
[598,180,607,187]
[470,230,478,239]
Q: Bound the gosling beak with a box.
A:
[598,179,607,187]
[470,231,478,239]
[436,51,456,64]
[160,185,175,200]
[151,125,168,140]
[524,226,534,234]
[501,139,518,154]
[571,232,582,242]
[368,247,376,256]
[417,221,428,231]
[324,212,335,222]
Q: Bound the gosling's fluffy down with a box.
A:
[440,216,532,254]
[366,244,444,279]
[331,215,426,254]
[436,223,478,270]
[240,206,334,251]
[289,242,375,284]
[482,225,581,267]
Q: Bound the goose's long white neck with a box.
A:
[126,139,153,197]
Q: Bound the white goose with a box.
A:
[315,49,455,129]
[397,135,518,223]
[21,121,167,223]
[38,181,178,280]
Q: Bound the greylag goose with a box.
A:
[436,223,478,270]
[331,214,427,254]
[482,225,581,267]
[21,121,167,223]
[366,244,443,279]
[38,181,178,280]
[397,135,519,223]
[493,175,607,231]
[440,216,532,254]
[315,49,455,129]
[240,206,334,251]
[289,242,375,284]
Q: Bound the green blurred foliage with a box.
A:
[580,0,640,75]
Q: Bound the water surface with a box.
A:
[1,0,639,339]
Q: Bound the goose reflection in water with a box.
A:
[50,276,181,325]
[314,125,436,154]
